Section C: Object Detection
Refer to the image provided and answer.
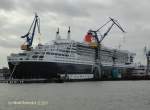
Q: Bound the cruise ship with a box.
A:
[7,15,135,80]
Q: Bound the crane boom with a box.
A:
[98,17,125,43]
[99,23,114,43]
[21,13,40,50]
[109,17,125,33]
[87,17,125,46]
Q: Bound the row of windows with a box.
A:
[34,48,75,54]
[34,52,45,54]
[32,56,44,58]
[46,52,69,57]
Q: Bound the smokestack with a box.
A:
[67,26,71,40]
[56,28,61,40]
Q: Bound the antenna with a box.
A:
[144,46,147,55]
[118,44,121,50]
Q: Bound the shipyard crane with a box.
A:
[87,17,125,47]
[21,13,41,51]
[86,17,125,80]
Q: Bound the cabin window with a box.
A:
[34,52,39,54]
[39,56,44,58]
[46,52,50,55]
[26,58,29,60]
[19,53,26,56]
[32,55,38,58]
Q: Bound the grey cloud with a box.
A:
[0,0,16,10]
[15,0,90,18]
[0,37,21,48]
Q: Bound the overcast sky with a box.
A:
[0,0,150,68]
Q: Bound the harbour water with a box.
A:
[0,81,150,110]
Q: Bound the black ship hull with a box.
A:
[8,61,93,79]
